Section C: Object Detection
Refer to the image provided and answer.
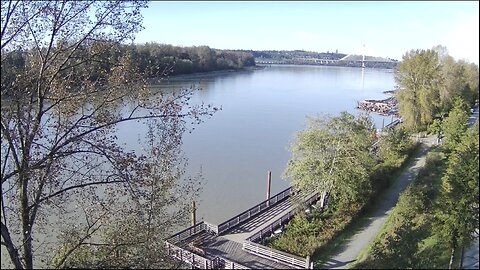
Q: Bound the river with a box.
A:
[124,64,397,224]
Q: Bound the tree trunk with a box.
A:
[20,171,33,269]
[449,246,455,269]
[1,223,24,269]
[22,215,34,269]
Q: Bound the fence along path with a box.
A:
[165,186,320,269]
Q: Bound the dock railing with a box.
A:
[204,221,219,235]
[215,256,250,269]
[217,187,292,234]
[243,190,321,269]
[248,190,321,242]
[247,209,295,243]
[243,240,308,269]
[166,241,213,269]
[165,187,320,269]
[166,222,207,245]
[166,235,249,269]
[384,119,400,129]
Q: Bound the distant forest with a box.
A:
[1,42,256,88]
[127,43,257,76]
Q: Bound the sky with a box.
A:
[135,1,479,64]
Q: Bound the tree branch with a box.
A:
[28,178,125,211]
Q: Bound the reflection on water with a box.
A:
[117,65,396,224]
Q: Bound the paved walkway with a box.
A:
[462,234,479,269]
[322,105,479,269]
[320,135,436,269]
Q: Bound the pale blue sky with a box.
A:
[136,1,479,63]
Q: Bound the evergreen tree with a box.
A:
[442,98,470,151]
[435,123,479,269]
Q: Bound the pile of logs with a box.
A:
[357,96,397,116]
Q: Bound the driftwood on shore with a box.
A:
[357,96,397,116]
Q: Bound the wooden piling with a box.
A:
[267,171,272,206]
[191,201,196,226]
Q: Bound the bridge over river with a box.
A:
[165,186,323,269]
[255,53,397,69]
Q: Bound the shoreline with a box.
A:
[148,62,397,84]
[148,66,264,83]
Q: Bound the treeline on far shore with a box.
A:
[1,42,256,94]
[129,43,256,76]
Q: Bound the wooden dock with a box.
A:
[165,187,321,269]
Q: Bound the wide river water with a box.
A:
[122,64,396,225]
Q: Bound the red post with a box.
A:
[267,171,272,206]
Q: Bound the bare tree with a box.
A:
[1,1,215,268]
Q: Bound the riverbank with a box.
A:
[147,66,265,84]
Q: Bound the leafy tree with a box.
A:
[442,98,469,151]
[396,46,478,132]
[1,1,215,268]
[284,112,376,207]
[434,45,479,111]
[122,43,255,77]
[438,56,468,111]
[427,118,443,144]
[369,219,421,269]
[435,123,479,269]
[462,61,480,105]
[395,49,441,131]
[377,126,414,167]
